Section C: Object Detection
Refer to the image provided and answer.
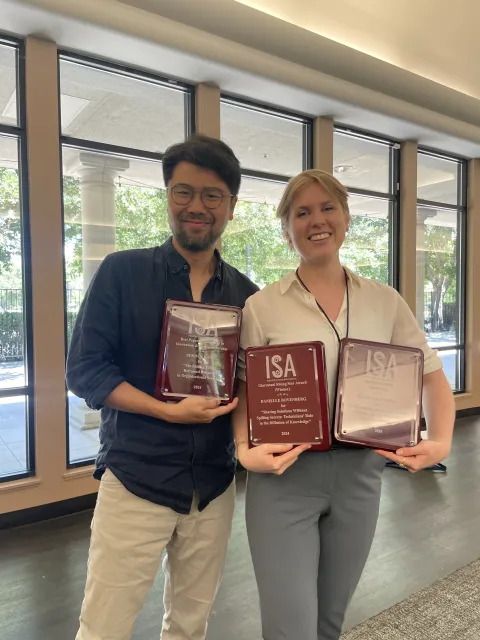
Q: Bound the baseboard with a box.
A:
[456,407,480,419]
[0,493,98,531]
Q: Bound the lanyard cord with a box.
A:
[295,268,350,343]
[295,267,350,435]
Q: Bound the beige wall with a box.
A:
[0,37,478,516]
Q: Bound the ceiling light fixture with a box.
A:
[333,165,354,174]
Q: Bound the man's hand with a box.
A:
[375,439,451,473]
[238,442,311,475]
[164,396,239,424]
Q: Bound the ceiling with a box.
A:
[234,0,480,100]
[117,0,480,135]
[0,32,459,230]
[1,0,480,158]
[0,0,467,232]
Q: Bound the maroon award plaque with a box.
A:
[245,342,331,450]
[334,338,424,451]
[154,300,242,404]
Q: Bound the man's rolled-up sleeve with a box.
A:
[66,253,126,410]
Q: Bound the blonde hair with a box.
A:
[276,169,351,231]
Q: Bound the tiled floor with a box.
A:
[1,417,479,640]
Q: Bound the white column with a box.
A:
[416,208,437,329]
[79,152,130,291]
[70,152,129,431]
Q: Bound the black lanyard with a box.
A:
[295,267,350,435]
[295,268,350,344]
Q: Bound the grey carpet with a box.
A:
[341,557,480,639]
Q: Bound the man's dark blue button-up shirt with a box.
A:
[66,238,258,513]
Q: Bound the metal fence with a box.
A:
[0,288,84,362]
[0,286,458,361]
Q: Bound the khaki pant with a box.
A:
[76,469,236,640]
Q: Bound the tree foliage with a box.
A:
[0,170,459,340]
[0,168,21,281]
[422,223,457,333]
[341,215,389,284]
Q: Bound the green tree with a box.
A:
[0,168,22,287]
[63,176,83,284]
[115,184,171,251]
[224,204,390,287]
[341,215,389,284]
[422,224,457,333]
[3,173,449,307]
[222,201,295,287]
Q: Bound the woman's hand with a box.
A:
[375,438,451,473]
[237,442,311,475]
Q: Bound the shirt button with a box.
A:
[183,264,188,270]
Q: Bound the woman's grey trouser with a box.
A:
[245,448,385,640]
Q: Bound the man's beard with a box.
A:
[175,227,217,252]
[172,213,225,252]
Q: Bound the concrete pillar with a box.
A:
[79,152,129,291]
[70,152,129,431]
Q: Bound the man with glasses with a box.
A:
[67,134,258,640]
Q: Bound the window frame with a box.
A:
[58,51,195,469]
[417,147,468,393]
[333,125,401,290]
[219,95,314,285]
[221,94,314,180]
[0,35,35,483]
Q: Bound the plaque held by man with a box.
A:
[334,338,424,451]
[154,300,242,404]
[245,341,331,450]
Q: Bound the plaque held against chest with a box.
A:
[154,300,242,404]
[334,338,424,451]
[246,342,331,450]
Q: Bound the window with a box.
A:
[221,177,293,287]
[0,39,33,481]
[0,41,17,127]
[334,128,399,286]
[59,56,191,152]
[60,53,193,466]
[417,151,466,392]
[221,97,313,287]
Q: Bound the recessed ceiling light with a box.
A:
[1,91,17,120]
[2,92,90,128]
[334,164,354,174]
[60,95,91,128]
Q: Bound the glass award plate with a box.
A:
[246,341,331,449]
[334,338,424,451]
[154,300,242,404]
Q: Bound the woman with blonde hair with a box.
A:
[233,169,454,640]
